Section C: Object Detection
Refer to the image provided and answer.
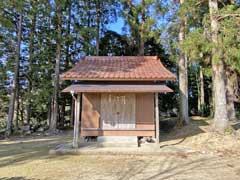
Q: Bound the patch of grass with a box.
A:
[225,126,235,135]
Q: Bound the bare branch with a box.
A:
[196,0,207,6]
[216,14,240,21]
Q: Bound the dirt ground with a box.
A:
[1,117,240,180]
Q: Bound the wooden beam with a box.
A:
[155,93,160,143]
[73,94,80,148]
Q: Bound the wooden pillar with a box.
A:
[155,93,160,143]
[73,94,80,148]
[70,97,75,127]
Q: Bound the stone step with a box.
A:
[97,136,138,147]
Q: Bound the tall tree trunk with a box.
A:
[86,0,91,55]
[226,0,237,121]
[139,0,145,56]
[26,9,36,125]
[226,68,237,121]
[197,73,201,113]
[5,10,23,137]
[200,66,205,106]
[50,2,62,133]
[20,97,24,124]
[65,0,72,127]
[210,70,215,117]
[198,65,205,115]
[96,0,100,56]
[65,0,72,69]
[47,97,53,127]
[59,103,65,129]
[209,0,228,132]
[14,91,19,130]
[178,0,189,125]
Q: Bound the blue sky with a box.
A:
[108,17,125,34]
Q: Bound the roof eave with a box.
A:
[62,84,174,93]
[60,77,176,81]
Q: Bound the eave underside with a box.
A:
[62,84,173,93]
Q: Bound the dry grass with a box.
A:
[160,117,240,156]
[1,117,240,180]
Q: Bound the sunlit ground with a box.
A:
[1,117,240,180]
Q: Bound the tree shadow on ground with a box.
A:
[0,177,40,180]
[159,116,210,143]
[118,154,230,180]
[0,134,72,168]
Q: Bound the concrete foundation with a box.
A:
[97,136,138,147]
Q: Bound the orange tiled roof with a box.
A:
[61,56,176,81]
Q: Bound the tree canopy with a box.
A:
[0,0,239,135]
